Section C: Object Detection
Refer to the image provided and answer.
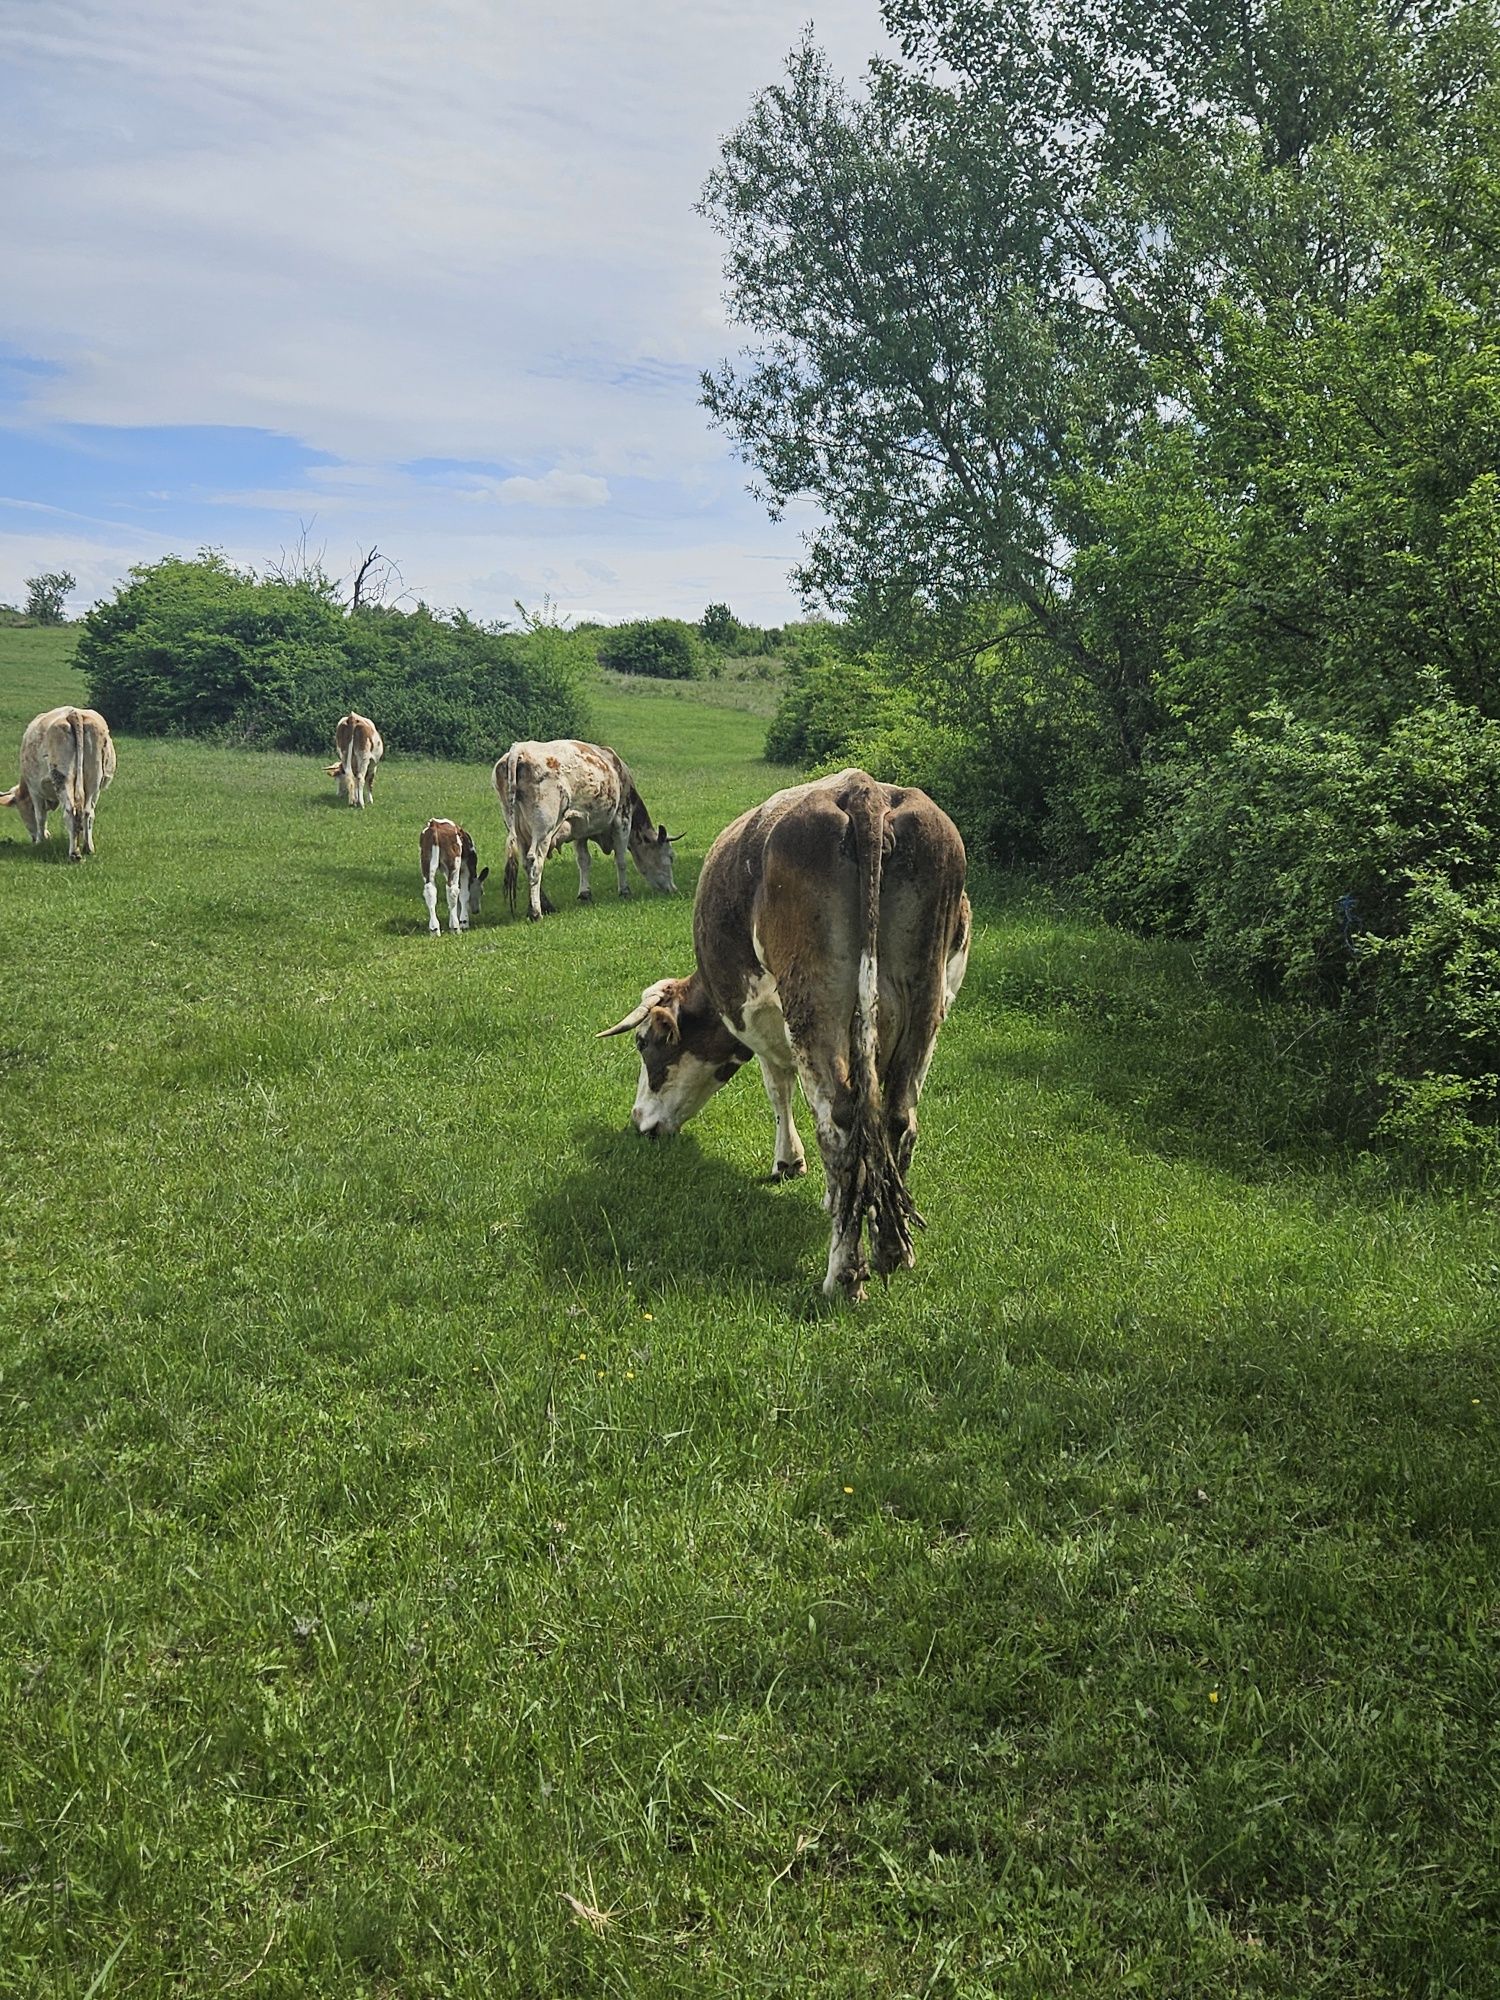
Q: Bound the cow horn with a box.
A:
[665,830,685,843]
[597,1000,654,1039]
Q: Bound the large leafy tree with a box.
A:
[700,2,1500,757]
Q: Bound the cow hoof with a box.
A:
[577,891,593,904]
[771,1159,807,1183]
[528,910,542,923]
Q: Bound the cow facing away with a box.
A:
[1,707,117,861]
[328,712,383,807]
[600,770,970,1301]
[493,739,679,921]
[420,818,488,934]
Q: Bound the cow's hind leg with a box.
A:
[574,838,593,903]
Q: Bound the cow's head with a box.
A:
[0,781,40,842]
[627,803,682,895]
[599,977,750,1136]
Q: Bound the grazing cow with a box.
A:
[1,706,117,861]
[493,739,679,921]
[419,818,488,934]
[600,769,970,1300]
[327,712,383,807]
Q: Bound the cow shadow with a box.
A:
[0,840,85,865]
[531,1124,826,1295]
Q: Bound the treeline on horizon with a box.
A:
[703,0,1500,1169]
[68,552,819,762]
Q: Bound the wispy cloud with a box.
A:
[0,0,890,620]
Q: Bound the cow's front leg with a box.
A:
[423,874,441,934]
[758,1056,807,1182]
[574,838,593,903]
[448,867,464,933]
[613,827,631,898]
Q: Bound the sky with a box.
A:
[0,0,888,627]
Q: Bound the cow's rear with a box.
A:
[2,706,116,859]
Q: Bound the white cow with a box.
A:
[419,818,488,934]
[328,712,383,807]
[492,739,679,921]
[1,706,117,861]
[601,770,970,1300]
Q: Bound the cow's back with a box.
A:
[694,771,966,1037]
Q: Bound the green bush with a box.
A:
[1092,698,1500,1163]
[596,618,703,680]
[76,555,588,759]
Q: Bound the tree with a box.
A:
[24,572,75,624]
[700,602,740,647]
[700,5,1500,755]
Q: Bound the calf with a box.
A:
[493,739,679,920]
[328,711,383,807]
[600,770,970,1300]
[420,818,488,933]
[1,706,117,861]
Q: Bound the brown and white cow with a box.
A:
[419,818,488,934]
[1,706,117,861]
[493,739,679,921]
[600,769,970,1300]
[327,712,383,807]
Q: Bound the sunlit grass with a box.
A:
[1,628,1497,1996]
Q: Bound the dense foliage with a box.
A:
[77,554,588,759]
[707,0,1500,1161]
[595,617,705,680]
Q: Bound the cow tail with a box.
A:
[66,708,92,833]
[496,748,521,913]
[837,774,917,1281]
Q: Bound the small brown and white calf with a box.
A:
[1,706,117,860]
[420,819,488,934]
[600,770,970,1300]
[328,712,383,807]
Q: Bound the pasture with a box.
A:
[2,626,1498,1997]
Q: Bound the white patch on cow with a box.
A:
[730,967,793,1067]
[631,1050,724,1136]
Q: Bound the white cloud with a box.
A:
[481,471,611,509]
[0,1,890,622]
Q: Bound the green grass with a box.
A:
[2,628,1498,1997]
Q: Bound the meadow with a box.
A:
[1,626,1498,1997]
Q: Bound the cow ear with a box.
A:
[477,866,490,882]
[657,823,669,843]
[647,1005,681,1044]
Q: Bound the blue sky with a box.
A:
[0,0,886,625]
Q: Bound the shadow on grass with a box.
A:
[0,838,82,865]
[531,1123,825,1293]
[959,879,1376,1187]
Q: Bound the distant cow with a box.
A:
[328,712,383,807]
[1,706,117,861]
[420,818,488,934]
[600,770,970,1300]
[492,739,679,921]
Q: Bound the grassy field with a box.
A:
[2,626,1498,1997]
